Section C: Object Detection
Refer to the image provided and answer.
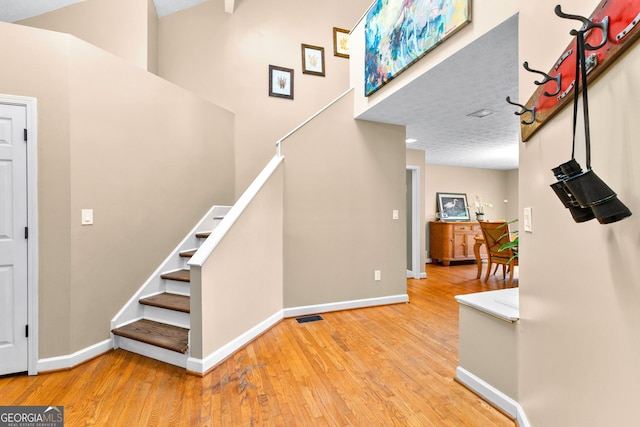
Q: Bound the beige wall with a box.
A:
[157,0,373,196]
[406,148,427,274]
[192,162,284,359]
[281,92,407,307]
[19,0,152,70]
[459,305,518,400]
[505,169,519,222]
[147,0,158,74]
[0,22,235,357]
[425,164,516,259]
[0,22,74,357]
[519,1,640,425]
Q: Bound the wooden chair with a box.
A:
[479,221,518,287]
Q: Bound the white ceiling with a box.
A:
[358,14,520,170]
[0,2,519,170]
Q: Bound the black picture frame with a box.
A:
[269,65,294,100]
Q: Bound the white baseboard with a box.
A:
[456,366,530,427]
[188,294,409,374]
[37,339,113,373]
[282,294,409,318]
[187,310,284,375]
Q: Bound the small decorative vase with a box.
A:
[476,213,485,221]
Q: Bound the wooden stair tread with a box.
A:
[195,231,211,239]
[160,269,190,282]
[140,293,190,313]
[179,249,196,258]
[112,319,188,353]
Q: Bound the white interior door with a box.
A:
[0,103,28,376]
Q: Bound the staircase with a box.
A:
[111,206,230,368]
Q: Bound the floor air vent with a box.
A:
[295,315,323,324]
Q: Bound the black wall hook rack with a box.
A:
[554,5,609,50]
[506,96,536,125]
[523,61,562,97]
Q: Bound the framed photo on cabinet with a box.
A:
[436,192,469,221]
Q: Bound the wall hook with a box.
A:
[506,96,536,125]
[523,61,562,97]
[554,5,609,50]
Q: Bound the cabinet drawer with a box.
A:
[454,224,474,232]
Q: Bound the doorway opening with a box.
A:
[406,166,423,279]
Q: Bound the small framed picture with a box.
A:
[333,27,350,58]
[436,192,470,221]
[269,65,294,100]
[301,44,325,76]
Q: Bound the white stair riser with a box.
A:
[181,257,194,269]
[166,280,190,295]
[114,336,188,368]
[142,306,190,329]
[110,206,231,368]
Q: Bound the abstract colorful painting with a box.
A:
[365,0,471,96]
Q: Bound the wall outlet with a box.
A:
[374,270,381,281]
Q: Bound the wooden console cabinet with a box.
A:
[430,221,484,266]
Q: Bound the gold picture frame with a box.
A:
[301,43,325,77]
[333,27,350,58]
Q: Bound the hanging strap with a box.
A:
[571,30,593,169]
[578,31,592,170]
[571,38,580,161]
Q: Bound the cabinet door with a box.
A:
[465,233,478,258]
[453,233,467,258]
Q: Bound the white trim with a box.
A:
[455,288,520,323]
[282,294,409,318]
[186,294,409,374]
[406,166,422,279]
[187,310,284,374]
[275,88,354,153]
[189,156,283,267]
[37,339,112,373]
[224,0,235,14]
[456,367,530,427]
[115,337,188,368]
[111,205,231,329]
[0,95,39,375]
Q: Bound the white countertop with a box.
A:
[455,288,520,322]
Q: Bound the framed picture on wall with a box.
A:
[269,65,294,100]
[333,27,350,58]
[436,192,470,221]
[301,44,326,76]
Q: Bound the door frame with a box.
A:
[406,166,422,279]
[1,94,39,375]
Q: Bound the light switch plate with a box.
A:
[392,210,399,220]
[523,207,532,232]
[82,209,93,225]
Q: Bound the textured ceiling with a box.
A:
[358,15,520,170]
[1,2,519,170]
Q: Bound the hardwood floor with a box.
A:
[0,263,516,426]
